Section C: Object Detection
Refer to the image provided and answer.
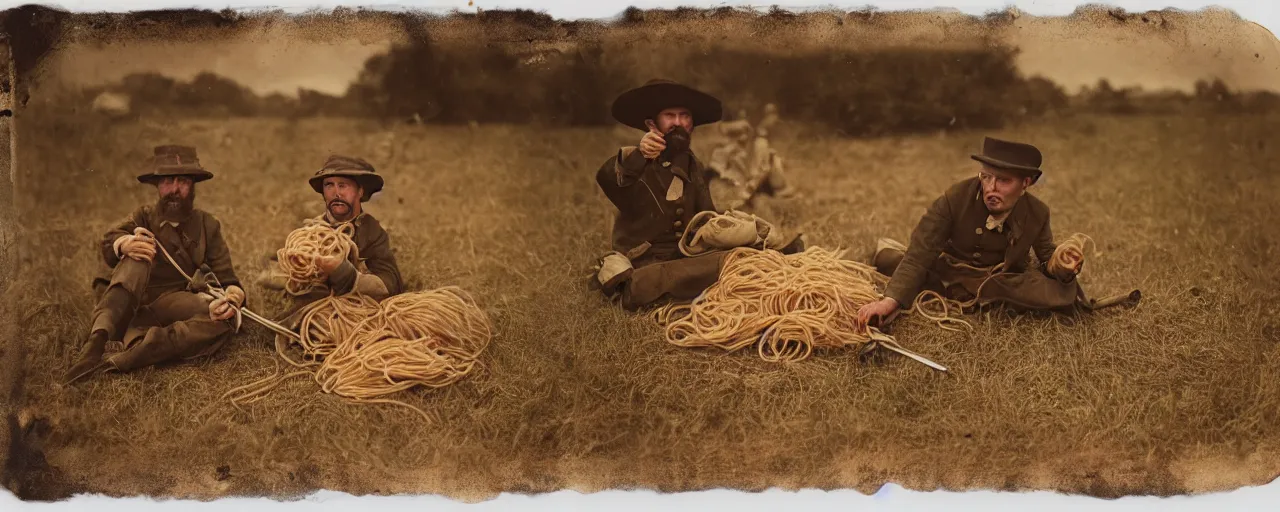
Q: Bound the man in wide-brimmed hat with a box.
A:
[593,79,804,311]
[66,145,247,384]
[856,136,1140,327]
[272,155,404,319]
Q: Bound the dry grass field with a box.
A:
[4,110,1279,501]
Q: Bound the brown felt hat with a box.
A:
[136,145,214,184]
[611,79,723,131]
[308,155,384,202]
[971,136,1044,184]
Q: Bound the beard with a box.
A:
[157,187,195,221]
[660,125,695,176]
[662,125,693,157]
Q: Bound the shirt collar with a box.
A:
[976,187,1012,233]
[985,212,1010,232]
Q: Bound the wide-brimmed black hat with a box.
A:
[971,136,1044,183]
[611,79,723,131]
[136,145,214,184]
[308,155,384,202]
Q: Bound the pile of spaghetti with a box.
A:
[652,247,945,370]
[276,218,359,296]
[224,223,492,420]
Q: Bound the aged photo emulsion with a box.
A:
[0,3,1278,503]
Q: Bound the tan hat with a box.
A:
[136,145,214,184]
[308,155,384,202]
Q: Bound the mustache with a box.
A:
[662,126,692,155]
[328,199,352,209]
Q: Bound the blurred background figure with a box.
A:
[757,103,779,136]
[744,103,798,203]
[708,108,754,187]
[709,102,798,211]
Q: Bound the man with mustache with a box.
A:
[856,137,1139,327]
[275,155,403,318]
[593,79,803,311]
[65,145,246,384]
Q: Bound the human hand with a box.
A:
[1050,246,1084,280]
[314,252,346,276]
[120,233,156,263]
[223,285,245,307]
[857,297,899,329]
[209,297,236,321]
[639,127,666,159]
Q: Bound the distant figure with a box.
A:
[757,103,779,136]
[66,146,246,384]
[724,103,797,206]
[708,108,754,185]
[745,119,798,201]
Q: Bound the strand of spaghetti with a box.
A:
[228,287,492,419]
[226,224,492,419]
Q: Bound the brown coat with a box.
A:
[94,204,242,303]
[315,211,404,297]
[883,176,1081,309]
[596,146,718,266]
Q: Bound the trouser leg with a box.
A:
[66,258,153,384]
[88,257,152,338]
[107,291,233,372]
[620,252,727,311]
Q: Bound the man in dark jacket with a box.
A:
[66,145,246,384]
[857,136,1140,327]
[593,79,802,311]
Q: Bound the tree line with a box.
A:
[73,38,1279,137]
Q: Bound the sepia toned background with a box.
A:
[3,3,1279,503]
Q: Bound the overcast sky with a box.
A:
[1005,9,1280,92]
[42,8,1280,97]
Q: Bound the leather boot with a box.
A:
[596,252,634,295]
[64,330,109,385]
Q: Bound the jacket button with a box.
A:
[972,252,982,258]
[676,208,684,215]
[975,227,984,235]
[674,220,684,228]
